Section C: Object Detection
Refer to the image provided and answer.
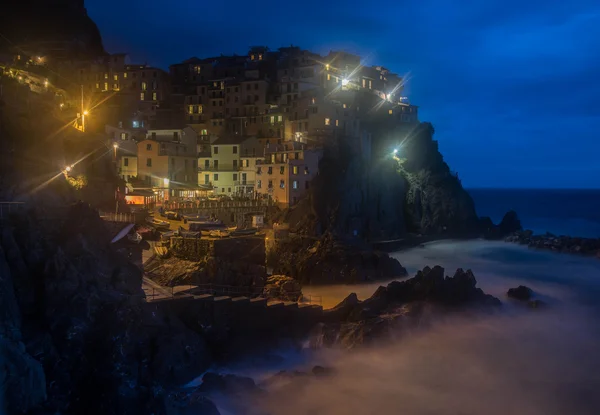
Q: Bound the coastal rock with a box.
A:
[0,202,213,414]
[482,210,523,239]
[318,266,501,348]
[268,234,407,285]
[506,230,600,257]
[198,372,264,396]
[507,285,533,301]
[263,275,302,301]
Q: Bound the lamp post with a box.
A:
[113,142,118,160]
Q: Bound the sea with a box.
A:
[469,188,600,238]
[190,188,600,415]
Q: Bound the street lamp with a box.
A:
[113,142,118,160]
[342,78,349,86]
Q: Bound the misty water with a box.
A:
[204,240,600,415]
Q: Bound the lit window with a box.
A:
[124,72,128,78]
[270,115,275,124]
[194,65,201,74]
[362,79,366,88]
[104,82,108,90]
[133,121,140,128]
[113,83,118,90]
[312,97,316,104]
[120,132,127,140]
[335,119,339,126]
[327,74,331,81]
[325,118,330,126]
[141,82,147,91]
[257,180,262,189]
[201,129,207,135]
[198,105,203,114]
[293,180,298,189]
[140,92,145,101]
[278,115,282,122]
[369,80,372,89]
[343,103,347,109]
[95,83,99,89]
[104,73,108,79]
[188,105,194,114]
[152,92,157,101]
[293,166,298,174]
[304,167,309,175]
[389,109,393,115]
[113,74,118,81]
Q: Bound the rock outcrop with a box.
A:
[263,275,303,301]
[480,210,523,239]
[314,265,501,348]
[267,234,407,285]
[507,285,533,301]
[506,230,600,257]
[0,202,213,414]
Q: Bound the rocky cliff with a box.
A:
[279,122,480,240]
[0,202,211,414]
[0,0,104,57]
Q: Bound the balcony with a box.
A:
[234,180,256,186]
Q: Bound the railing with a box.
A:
[233,180,256,186]
[0,202,26,221]
[144,282,322,305]
[99,211,135,223]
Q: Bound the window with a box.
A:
[268,180,273,188]
[113,74,118,81]
[152,92,157,101]
[293,180,298,189]
[280,166,285,174]
[214,174,219,181]
[146,143,152,150]
[123,158,129,166]
[140,92,145,101]
[233,146,238,154]
[293,166,298,174]
[204,174,210,184]
[104,73,108,79]
[201,129,208,135]
[95,83,100,89]
[104,82,108,90]
[214,160,219,170]
[325,118,331,126]
[343,103,347,109]
[141,82,147,91]
[257,166,262,174]
[335,119,339,126]
[214,146,219,154]
[124,72,128,79]
[146,158,152,167]
[389,109,393,115]
[233,173,238,181]
[233,160,238,169]
[268,166,273,175]
[294,152,299,160]
[257,180,262,189]
[327,74,331,81]
[304,166,309,175]
[244,159,249,167]
[280,180,285,189]
[120,132,127,140]
[173,132,179,140]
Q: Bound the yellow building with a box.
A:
[255,141,322,206]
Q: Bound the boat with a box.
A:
[182,213,211,224]
[230,227,259,236]
[188,220,226,232]
[127,232,142,244]
[145,216,170,230]
[209,229,231,238]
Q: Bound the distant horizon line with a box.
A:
[467,187,600,191]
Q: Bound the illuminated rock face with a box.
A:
[0,0,105,57]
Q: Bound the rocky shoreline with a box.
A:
[505,230,600,258]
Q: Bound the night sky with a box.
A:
[87,0,600,189]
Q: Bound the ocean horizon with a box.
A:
[468,188,600,238]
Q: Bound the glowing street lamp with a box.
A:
[65,166,72,172]
[393,148,398,155]
[341,78,349,86]
[113,142,119,159]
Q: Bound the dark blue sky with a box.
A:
[87,0,600,189]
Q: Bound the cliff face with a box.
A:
[0,0,104,57]
[0,202,211,414]
[282,122,478,240]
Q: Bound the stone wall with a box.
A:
[169,236,265,264]
[169,237,213,260]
